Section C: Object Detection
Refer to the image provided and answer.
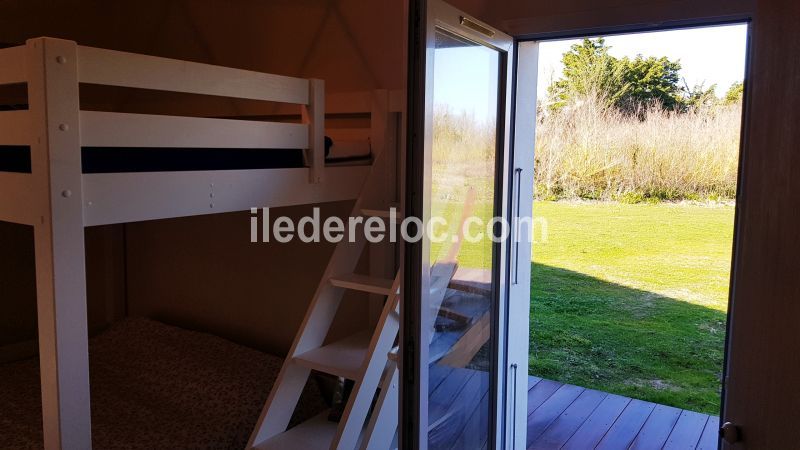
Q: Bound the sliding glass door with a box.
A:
[403,1,525,448]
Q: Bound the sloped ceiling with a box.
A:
[0,0,405,92]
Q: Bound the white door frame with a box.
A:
[506,40,538,450]
[401,0,517,448]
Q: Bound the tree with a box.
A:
[547,38,686,114]
[616,55,683,113]
[547,38,623,111]
[723,81,744,105]
[682,82,718,111]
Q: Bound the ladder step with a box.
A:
[361,208,404,219]
[293,331,371,380]
[253,410,366,449]
[330,273,395,295]
[252,411,337,450]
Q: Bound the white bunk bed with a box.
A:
[0,37,400,449]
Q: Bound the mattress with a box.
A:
[325,128,372,165]
[325,138,372,164]
[0,142,370,173]
[0,318,326,449]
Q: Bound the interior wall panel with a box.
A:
[722,0,800,447]
[124,202,370,357]
[0,222,124,358]
[0,222,37,347]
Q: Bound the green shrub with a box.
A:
[618,191,646,204]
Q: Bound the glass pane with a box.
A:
[427,29,500,449]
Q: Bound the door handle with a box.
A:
[721,422,741,444]
[509,363,518,450]
[512,167,523,285]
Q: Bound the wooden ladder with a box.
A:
[247,92,401,450]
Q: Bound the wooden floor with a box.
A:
[428,365,720,450]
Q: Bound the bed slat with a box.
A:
[80,111,308,149]
[77,46,309,104]
[0,110,31,145]
[82,165,369,226]
[0,45,26,85]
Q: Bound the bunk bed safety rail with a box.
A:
[80,112,308,149]
[75,45,326,183]
[76,46,310,103]
[0,46,36,224]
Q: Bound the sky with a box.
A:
[433,41,500,124]
[432,24,749,121]
[537,24,748,99]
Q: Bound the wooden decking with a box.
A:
[428,365,720,450]
[525,375,719,449]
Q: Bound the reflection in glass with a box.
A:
[427,29,500,449]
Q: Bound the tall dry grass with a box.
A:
[432,96,741,202]
[432,106,497,201]
[535,95,742,201]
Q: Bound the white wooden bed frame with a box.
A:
[0,37,399,449]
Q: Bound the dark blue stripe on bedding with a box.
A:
[0,145,31,173]
[1,145,367,174]
[80,147,306,173]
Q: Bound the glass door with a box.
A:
[402,1,519,448]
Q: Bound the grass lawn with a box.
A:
[530,201,735,415]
